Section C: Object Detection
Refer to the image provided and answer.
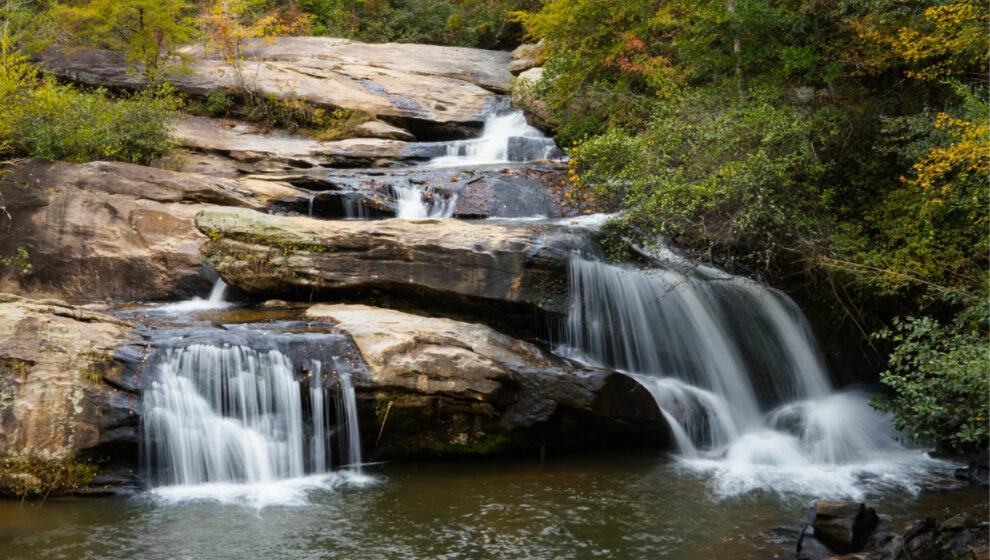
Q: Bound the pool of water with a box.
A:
[2,452,984,560]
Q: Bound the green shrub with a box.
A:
[300,0,534,48]
[9,83,180,165]
[570,88,835,276]
[872,300,989,454]
[205,89,235,116]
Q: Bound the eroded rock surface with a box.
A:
[170,116,428,173]
[0,294,141,463]
[40,38,513,138]
[0,158,305,300]
[264,165,579,219]
[196,207,588,315]
[305,304,670,456]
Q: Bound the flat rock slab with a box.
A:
[196,207,588,315]
[170,116,424,173]
[305,304,670,456]
[0,158,306,301]
[40,38,514,137]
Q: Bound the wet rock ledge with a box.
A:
[195,207,587,317]
[307,304,671,457]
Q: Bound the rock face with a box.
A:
[511,67,555,131]
[39,38,514,138]
[305,304,670,457]
[196,207,589,315]
[170,116,428,173]
[0,158,306,300]
[0,294,140,463]
[509,41,545,75]
[812,501,880,554]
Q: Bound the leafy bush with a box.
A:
[872,301,989,454]
[300,0,535,48]
[570,89,835,276]
[8,83,180,165]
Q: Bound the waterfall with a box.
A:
[427,107,561,168]
[158,279,234,313]
[562,256,937,498]
[142,344,363,488]
[393,182,457,219]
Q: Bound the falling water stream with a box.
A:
[560,256,944,498]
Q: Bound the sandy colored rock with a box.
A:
[171,116,422,171]
[40,38,514,137]
[509,41,545,75]
[0,294,139,462]
[353,119,416,141]
[0,158,306,300]
[305,304,670,456]
[512,67,555,131]
[195,207,585,315]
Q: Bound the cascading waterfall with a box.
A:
[427,103,561,168]
[142,344,363,490]
[393,181,457,220]
[158,279,234,313]
[561,256,941,497]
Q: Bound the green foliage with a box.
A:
[0,457,98,499]
[53,0,197,82]
[299,0,535,48]
[204,89,235,116]
[0,246,31,270]
[524,0,989,451]
[872,301,989,454]
[571,88,835,275]
[8,83,180,164]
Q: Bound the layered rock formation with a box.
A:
[39,37,514,139]
[0,158,305,300]
[195,207,587,315]
[306,304,670,456]
[0,294,140,463]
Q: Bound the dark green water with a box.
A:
[2,452,984,560]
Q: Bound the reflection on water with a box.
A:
[1,452,984,560]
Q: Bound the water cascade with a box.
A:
[427,104,561,168]
[562,256,939,497]
[393,180,457,220]
[142,344,363,489]
[158,279,234,313]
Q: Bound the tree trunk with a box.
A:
[727,0,745,105]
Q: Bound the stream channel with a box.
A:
[2,103,984,560]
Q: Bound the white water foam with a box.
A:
[394,183,457,219]
[563,256,948,499]
[428,109,559,168]
[157,279,234,313]
[142,344,366,504]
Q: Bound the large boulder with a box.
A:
[508,41,545,75]
[305,304,671,457]
[812,501,880,554]
[195,207,589,316]
[0,294,141,466]
[39,38,514,139]
[511,67,556,132]
[0,158,306,300]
